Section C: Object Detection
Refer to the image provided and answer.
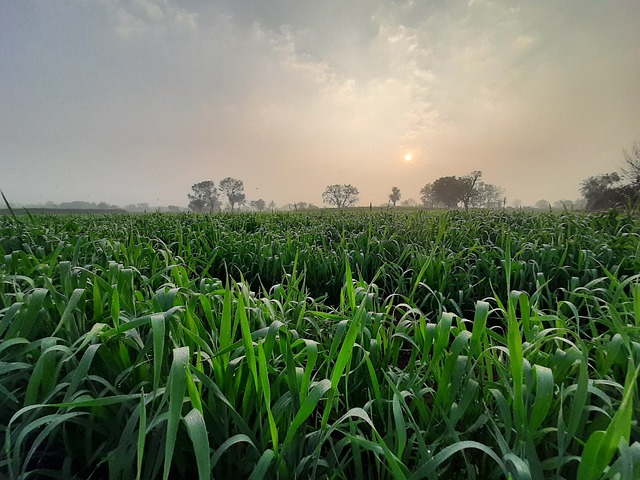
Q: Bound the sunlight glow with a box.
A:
[404,152,413,162]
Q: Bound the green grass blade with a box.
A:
[183,408,211,480]
[163,346,189,480]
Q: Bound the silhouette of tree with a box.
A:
[579,140,640,210]
[460,170,482,210]
[420,183,435,207]
[250,199,266,211]
[389,186,401,206]
[322,184,359,209]
[535,199,551,211]
[219,177,246,211]
[188,181,219,212]
[622,141,640,187]
[429,176,466,208]
[580,173,624,210]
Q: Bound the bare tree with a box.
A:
[219,177,246,211]
[389,186,401,207]
[322,184,359,209]
[188,181,219,212]
[622,141,640,187]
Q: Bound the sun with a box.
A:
[404,152,413,162]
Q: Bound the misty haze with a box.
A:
[2,1,640,209]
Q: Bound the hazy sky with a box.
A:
[2,0,640,208]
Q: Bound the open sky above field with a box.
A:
[2,0,640,208]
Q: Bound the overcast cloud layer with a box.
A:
[2,0,640,208]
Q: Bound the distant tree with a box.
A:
[322,184,359,209]
[579,140,640,210]
[188,181,219,213]
[401,198,417,207]
[512,198,522,209]
[124,202,151,212]
[167,205,182,212]
[580,173,624,210]
[268,200,277,211]
[422,175,502,209]
[535,199,551,211]
[420,183,435,207]
[250,199,266,212]
[552,199,574,211]
[573,197,587,210]
[59,201,98,209]
[474,182,504,208]
[430,176,466,209]
[219,177,246,211]
[188,198,206,212]
[389,187,401,207]
[621,141,640,187]
[459,170,482,210]
[294,201,320,210]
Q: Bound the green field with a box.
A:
[1,210,639,479]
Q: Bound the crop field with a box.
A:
[1,210,639,479]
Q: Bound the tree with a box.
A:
[622,141,640,187]
[250,199,266,212]
[573,197,587,210]
[474,182,504,208]
[401,198,417,207]
[389,187,401,207]
[579,140,640,210]
[322,184,359,209]
[268,200,277,211]
[420,183,435,207]
[459,170,482,210]
[580,173,624,210]
[422,174,502,209]
[188,181,219,212]
[535,199,551,211]
[430,176,466,208]
[219,177,246,212]
[552,199,574,211]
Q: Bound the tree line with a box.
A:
[580,140,640,210]
[189,140,640,212]
[419,171,504,210]
[188,173,504,212]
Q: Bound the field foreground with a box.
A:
[1,210,639,479]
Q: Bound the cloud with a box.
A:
[94,0,199,39]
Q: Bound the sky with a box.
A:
[2,0,640,208]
